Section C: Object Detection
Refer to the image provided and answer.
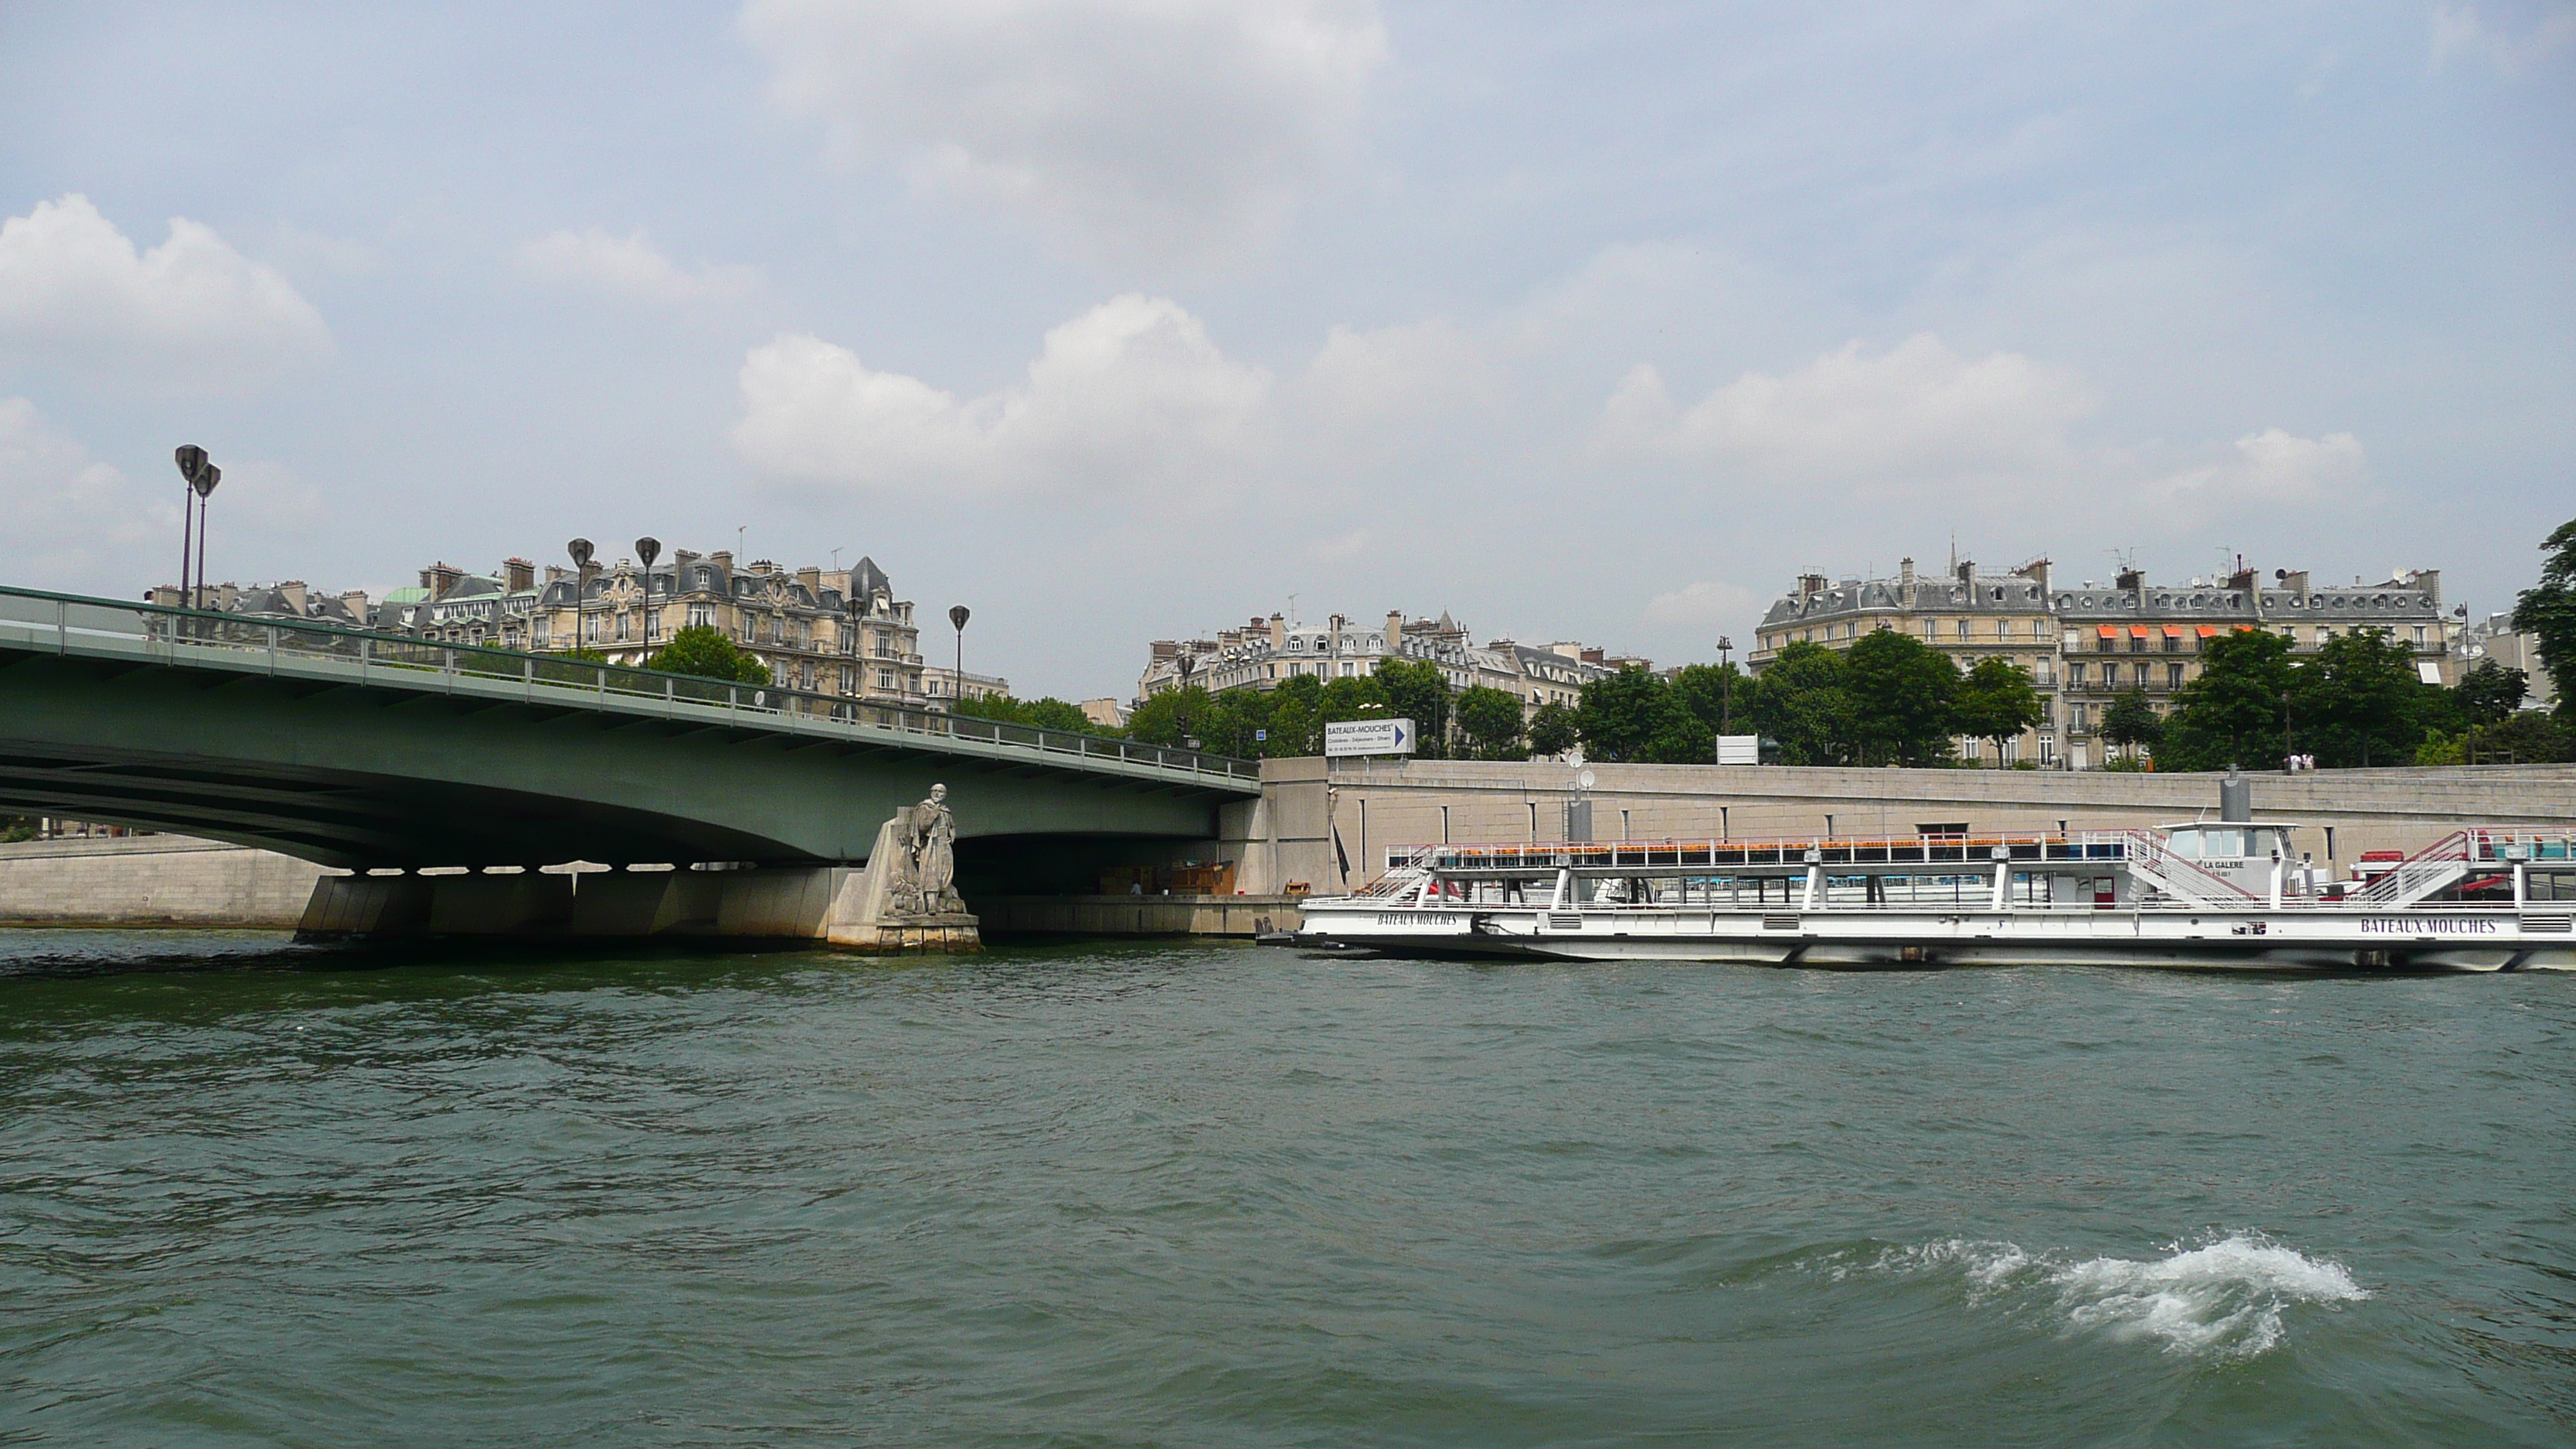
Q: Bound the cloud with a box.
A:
[2140,428,2367,518]
[1601,333,2096,488]
[519,228,759,303]
[733,294,1271,497]
[0,195,332,390]
[1644,579,1760,631]
[0,397,170,585]
[1296,318,1495,426]
[738,0,1388,262]
[2431,5,2576,75]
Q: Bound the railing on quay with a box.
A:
[0,584,1259,785]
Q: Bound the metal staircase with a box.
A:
[2349,830,2478,909]
[2107,830,2261,904]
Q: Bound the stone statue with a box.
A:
[906,783,961,914]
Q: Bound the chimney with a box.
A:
[1329,612,1345,650]
[1581,646,1604,665]
[2114,566,2143,592]
[751,559,776,576]
[1956,559,1976,591]
[2012,557,2050,591]
[218,582,239,611]
[278,580,309,615]
[503,557,535,593]
[1797,572,1828,599]
[422,562,465,601]
[339,589,369,620]
[2276,568,2309,594]
[1386,609,1403,643]
[2411,569,2440,604]
[2226,565,2257,592]
[1898,557,1915,589]
[797,566,822,596]
[1269,613,1286,649]
[709,550,734,574]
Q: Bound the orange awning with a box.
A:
[2160,625,2184,636]
[2128,625,2152,637]
[2196,625,2218,638]
[2096,625,2119,638]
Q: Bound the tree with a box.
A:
[1744,642,1855,766]
[2290,627,2436,768]
[2160,629,2293,772]
[954,692,1108,735]
[1125,684,1211,747]
[1263,674,1324,757]
[1669,662,1754,744]
[642,625,771,685]
[2511,516,2576,723]
[2418,711,2574,766]
[1526,700,1578,758]
[1573,666,1681,762]
[1455,685,1526,759]
[1372,656,1454,759]
[2452,659,2528,729]
[2098,688,2165,762]
[1844,630,1960,766]
[1954,657,2047,766]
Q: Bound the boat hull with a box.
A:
[1293,903,2576,971]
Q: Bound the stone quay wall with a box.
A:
[0,835,324,929]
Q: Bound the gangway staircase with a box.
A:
[1351,844,1443,901]
[2349,830,2480,909]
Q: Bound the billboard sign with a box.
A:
[1324,718,1415,757]
[1717,734,1762,766]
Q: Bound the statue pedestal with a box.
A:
[825,909,981,954]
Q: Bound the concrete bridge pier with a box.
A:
[296,864,981,952]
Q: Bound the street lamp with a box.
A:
[1715,635,1735,738]
[173,446,220,610]
[635,537,661,649]
[948,605,971,711]
[566,538,594,653]
[1174,653,1196,748]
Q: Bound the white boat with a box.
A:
[1295,772,2576,971]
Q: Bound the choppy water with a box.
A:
[2,931,2570,1447]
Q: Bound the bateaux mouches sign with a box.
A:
[1325,718,1416,757]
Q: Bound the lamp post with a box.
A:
[2281,689,2294,774]
[566,538,594,654]
[1174,653,1196,748]
[1716,635,1734,737]
[173,446,220,611]
[948,605,971,712]
[635,537,661,650]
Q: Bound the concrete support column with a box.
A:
[296,864,979,951]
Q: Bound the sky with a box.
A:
[2,1,2570,701]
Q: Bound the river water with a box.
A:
[2,930,2569,1446]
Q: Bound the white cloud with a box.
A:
[1296,318,1494,426]
[738,0,1388,262]
[0,398,170,585]
[733,293,1271,497]
[0,195,332,390]
[1601,333,2096,488]
[2431,5,2576,75]
[519,228,759,303]
[2141,427,2368,518]
[1643,579,1760,631]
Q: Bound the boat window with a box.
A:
[2169,832,2201,858]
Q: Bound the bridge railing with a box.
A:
[0,584,1260,783]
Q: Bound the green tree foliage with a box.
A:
[2510,517,2576,722]
[2417,711,2574,765]
[1371,657,1454,759]
[1125,685,1210,748]
[1844,630,1961,766]
[1743,642,1855,765]
[1954,657,2047,766]
[2098,687,2165,760]
[2290,628,2440,768]
[954,692,1109,735]
[642,625,771,685]
[1454,685,1526,759]
[1570,667,1727,763]
[1669,662,1752,742]
[1526,700,1577,757]
[2451,659,2528,728]
[2159,629,2295,772]
[1262,675,1324,757]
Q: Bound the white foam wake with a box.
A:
[2049,1234,2367,1358]
[1834,1232,2367,1359]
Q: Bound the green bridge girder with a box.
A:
[0,587,1256,872]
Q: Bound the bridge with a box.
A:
[0,586,1262,946]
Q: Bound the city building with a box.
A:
[156,549,931,707]
[1135,610,1626,718]
[1750,557,2453,768]
[923,665,1011,707]
[2457,611,2560,713]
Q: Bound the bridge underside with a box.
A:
[0,649,1240,875]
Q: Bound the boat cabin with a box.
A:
[2159,820,2304,895]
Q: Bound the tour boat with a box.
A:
[1293,774,2576,971]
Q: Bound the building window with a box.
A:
[1955,620,1970,639]
[2167,663,2184,689]
[2127,634,2145,653]
[2039,736,2057,765]
[2413,625,2427,646]
[689,604,713,629]
[1922,621,1936,640]
[878,669,896,690]
[2102,663,2120,689]
[2073,703,2089,730]
[2067,662,2085,687]
[1996,619,2010,639]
